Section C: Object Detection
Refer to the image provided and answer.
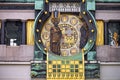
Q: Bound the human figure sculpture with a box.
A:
[109,29,119,47]
[113,32,119,46]
[50,10,62,55]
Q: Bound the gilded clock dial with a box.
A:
[59,24,78,49]
[41,14,83,56]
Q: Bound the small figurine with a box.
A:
[109,29,119,47]
[113,32,119,47]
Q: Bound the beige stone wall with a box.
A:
[0,45,34,61]
[0,10,34,20]
[97,45,120,61]
[0,63,120,80]
[0,64,31,80]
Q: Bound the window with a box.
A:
[4,20,22,46]
[108,21,120,46]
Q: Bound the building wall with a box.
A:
[100,63,120,80]
[96,10,120,20]
[0,45,34,61]
[0,64,31,80]
[0,63,120,80]
[0,8,120,80]
[0,10,34,20]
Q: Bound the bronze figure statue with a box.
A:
[50,10,62,55]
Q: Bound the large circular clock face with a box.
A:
[41,14,86,56]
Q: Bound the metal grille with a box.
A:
[47,60,84,80]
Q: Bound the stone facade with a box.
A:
[97,45,120,61]
[0,45,34,61]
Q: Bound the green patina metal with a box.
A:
[31,63,46,78]
[48,52,83,61]
[86,0,95,11]
[34,9,46,61]
[81,10,97,55]
[85,63,100,79]
[87,51,96,61]
[35,0,43,10]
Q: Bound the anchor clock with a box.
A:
[31,0,99,80]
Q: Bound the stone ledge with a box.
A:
[100,62,120,65]
[0,62,30,65]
